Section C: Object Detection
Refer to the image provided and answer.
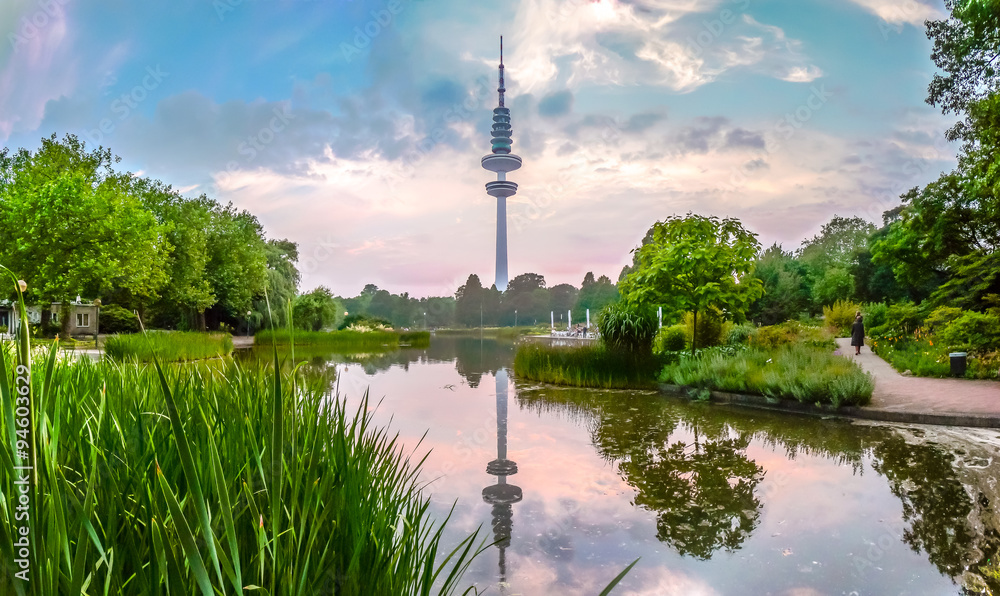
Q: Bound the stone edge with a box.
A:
[658,383,1000,429]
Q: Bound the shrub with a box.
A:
[726,323,756,346]
[924,306,964,333]
[654,324,687,353]
[682,310,727,349]
[822,300,860,335]
[597,302,658,356]
[937,311,1000,355]
[885,301,923,334]
[98,304,141,334]
[659,343,873,407]
[862,302,888,330]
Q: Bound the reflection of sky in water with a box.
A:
[326,339,997,595]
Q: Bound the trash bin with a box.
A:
[950,352,967,377]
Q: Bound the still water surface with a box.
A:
[269,337,1000,595]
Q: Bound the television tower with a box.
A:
[481,36,521,292]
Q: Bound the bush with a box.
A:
[885,301,923,334]
[659,343,873,407]
[862,302,888,330]
[654,324,687,353]
[98,304,141,334]
[726,323,756,346]
[822,300,860,336]
[597,302,658,356]
[924,306,964,333]
[682,310,727,350]
[937,311,1000,355]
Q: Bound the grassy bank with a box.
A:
[256,329,431,350]
[434,327,533,340]
[104,330,234,361]
[0,345,480,595]
[514,343,662,389]
[660,344,874,407]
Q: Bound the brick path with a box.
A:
[835,338,1000,418]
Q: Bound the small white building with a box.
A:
[0,296,99,339]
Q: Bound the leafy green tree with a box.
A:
[575,272,619,316]
[812,267,855,308]
[203,203,268,329]
[798,215,876,273]
[502,273,548,325]
[455,274,485,327]
[619,214,764,352]
[548,283,579,320]
[293,286,341,331]
[747,244,811,325]
[130,179,216,328]
[0,135,169,334]
[254,239,300,329]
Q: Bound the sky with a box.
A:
[0,0,959,298]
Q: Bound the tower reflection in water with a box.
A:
[482,368,521,589]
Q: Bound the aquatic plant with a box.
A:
[104,330,234,362]
[659,343,874,407]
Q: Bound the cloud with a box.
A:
[845,0,944,27]
[505,0,822,95]
[538,90,574,117]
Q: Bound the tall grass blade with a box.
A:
[598,558,640,596]
[155,463,215,596]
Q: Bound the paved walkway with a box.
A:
[834,338,1000,424]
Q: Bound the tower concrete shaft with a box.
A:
[482,35,520,292]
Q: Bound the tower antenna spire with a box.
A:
[498,35,505,108]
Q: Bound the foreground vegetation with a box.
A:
[0,344,482,595]
[660,344,874,407]
[256,329,431,350]
[104,330,234,362]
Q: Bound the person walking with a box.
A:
[851,314,865,356]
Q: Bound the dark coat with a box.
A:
[850,319,865,347]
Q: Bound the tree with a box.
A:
[203,203,269,329]
[455,274,485,327]
[502,273,548,325]
[926,0,1000,143]
[548,283,579,318]
[619,214,763,352]
[293,286,341,331]
[0,135,169,334]
[747,244,810,325]
[798,215,875,273]
[575,273,619,315]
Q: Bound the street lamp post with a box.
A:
[246,310,252,337]
[424,311,427,330]
[514,309,517,328]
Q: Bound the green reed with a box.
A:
[0,321,483,594]
[513,342,663,389]
[104,330,234,362]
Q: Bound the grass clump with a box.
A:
[256,329,430,350]
[514,342,663,389]
[0,349,482,595]
[104,330,233,362]
[659,343,874,407]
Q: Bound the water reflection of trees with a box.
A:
[520,388,764,559]
[516,386,1000,592]
[252,337,515,387]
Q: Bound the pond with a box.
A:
[258,337,1000,595]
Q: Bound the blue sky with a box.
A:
[1,0,957,297]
